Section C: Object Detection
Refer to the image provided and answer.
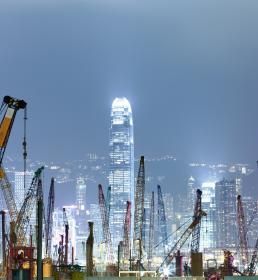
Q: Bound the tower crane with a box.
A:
[157,185,168,254]
[98,184,114,264]
[106,186,111,224]
[191,189,203,253]
[123,201,131,261]
[133,156,145,260]
[237,195,249,267]
[148,191,155,269]
[0,96,26,222]
[15,166,44,245]
[45,178,55,258]
[63,207,69,265]
[157,189,206,275]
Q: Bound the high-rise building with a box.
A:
[186,176,197,214]
[14,171,34,210]
[215,179,237,249]
[76,177,86,212]
[200,181,216,250]
[109,97,134,251]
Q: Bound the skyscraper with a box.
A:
[109,97,134,251]
[75,177,87,236]
[76,177,86,212]
[200,181,216,250]
[215,179,237,249]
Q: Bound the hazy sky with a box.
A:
[1,0,258,164]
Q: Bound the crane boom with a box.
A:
[237,195,249,267]
[134,156,145,242]
[98,184,114,264]
[0,96,26,164]
[148,191,155,266]
[0,96,26,222]
[63,207,69,265]
[15,166,44,245]
[123,201,131,261]
[45,178,55,257]
[191,189,203,253]
[157,185,168,253]
[158,189,206,273]
[246,238,258,276]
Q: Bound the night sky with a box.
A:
[1,0,258,164]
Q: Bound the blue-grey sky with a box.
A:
[1,0,258,163]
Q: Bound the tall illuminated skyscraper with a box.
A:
[109,97,134,251]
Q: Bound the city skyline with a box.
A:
[1,0,258,166]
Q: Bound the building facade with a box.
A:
[200,181,216,251]
[109,97,134,251]
[215,179,237,249]
[14,171,34,210]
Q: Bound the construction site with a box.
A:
[0,95,258,280]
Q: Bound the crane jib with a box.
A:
[0,107,15,148]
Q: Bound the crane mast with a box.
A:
[157,185,168,254]
[148,191,155,269]
[191,189,203,253]
[63,207,69,265]
[123,201,131,261]
[106,186,111,224]
[133,156,145,250]
[45,177,55,257]
[237,195,249,267]
[98,184,114,264]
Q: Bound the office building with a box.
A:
[109,97,134,251]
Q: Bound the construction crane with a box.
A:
[237,195,249,267]
[0,96,26,222]
[63,207,69,265]
[245,238,258,276]
[98,184,114,264]
[45,177,55,258]
[148,191,155,269]
[106,186,111,224]
[134,156,145,251]
[142,208,146,249]
[158,189,206,274]
[244,162,258,276]
[123,201,131,261]
[191,189,203,253]
[15,166,44,245]
[157,185,168,254]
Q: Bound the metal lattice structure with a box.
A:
[142,208,146,249]
[158,190,206,273]
[246,238,258,275]
[148,191,155,267]
[63,208,69,265]
[106,185,111,224]
[237,195,249,267]
[123,201,131,261]
[157,185,168,253]
[0,96,26,223]
[134,156,145,243]
[45,177,55,257]
[98,184,114,264]
[15,166,44,245]
[191,189,203,253]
